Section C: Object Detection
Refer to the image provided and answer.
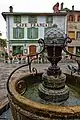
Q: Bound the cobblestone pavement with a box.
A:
[0,61,78,105]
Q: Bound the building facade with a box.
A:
[67,11,80,55]
[2,7,67,56]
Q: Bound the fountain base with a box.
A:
[39,84,69,102]
[38,72,69,102]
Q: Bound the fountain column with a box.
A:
[38,42,69,102]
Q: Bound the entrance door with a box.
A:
[29,45,36,55]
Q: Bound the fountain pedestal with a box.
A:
[39,72,69,102]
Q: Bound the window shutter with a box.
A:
[28,16,37,23]
[27,28,31,39]
[14,16,21,23]
[35,28,38,39]
[34,17,37,23]
[14,16,17,23]
[46,17,48,23]
[46,16,53,23]
[20,28,24,38]
[13,28,16,38]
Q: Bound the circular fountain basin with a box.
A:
[8,72,80,120]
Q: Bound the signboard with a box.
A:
[16,23,56,28]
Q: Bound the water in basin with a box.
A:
[24,82,80,106]
[0,108,12,119]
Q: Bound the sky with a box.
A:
[0,0,80,39]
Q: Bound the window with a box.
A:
[77,15,80,21]
[68,31,75,39]
[13,46,23,55]
[28,16,37,23]
[68,47,73,53]
[27,28,38,39]
[76,32,80,39]
[14,16,21,23]
[68,15,75,22]
[13,28,24,39]
[76,47,80,55]
[46,16,53,23]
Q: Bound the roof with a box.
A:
[2,12,67,20]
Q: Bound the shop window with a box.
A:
[27,28,38,39]
[14,16,21,23]
[68,31,75,40]
[13,28,24,39]
[13,46,23,55]
[68,15,75,22]
[28,16,37,23]
[77,15,80,21]
[46,16,53,23]
[76,32,80,39]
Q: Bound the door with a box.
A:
[29,45,36,55]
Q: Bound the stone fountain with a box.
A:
[38,40,69,102]
[7,28,80,120]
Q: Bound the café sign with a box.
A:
[16,23,55,27]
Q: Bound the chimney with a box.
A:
[53,2,59,13]
[61,2,64,10]
[9,6,13,12]
[72,5,74,11]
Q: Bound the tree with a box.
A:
[0,32,2,36]
[0,38,6,48]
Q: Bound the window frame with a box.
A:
[13,27,24,39]
[76,31,80,39]
[68,31,75,40]
[68,15,75,22]
[77,15,80,22]
[27,27,38,39]
[14,15,21,23]
[46,16,53,23]
[28,16,37,23]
